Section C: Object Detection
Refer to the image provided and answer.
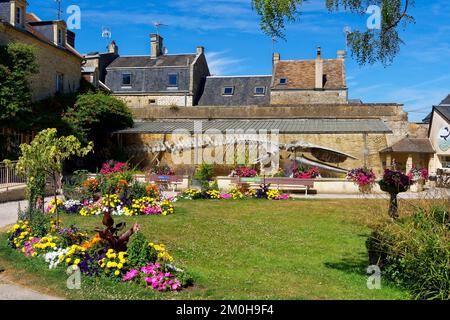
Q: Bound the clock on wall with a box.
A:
[438,126,450,152]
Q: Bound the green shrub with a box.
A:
[366,204,450,300]
[127,232,157,268]
[28,209,51,238]
[129,182,147,199]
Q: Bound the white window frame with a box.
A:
[57,28,63,46]
[279,78,288,85]
[222,86,234,96]
[254,86,266,95]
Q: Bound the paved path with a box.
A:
[291,188,450,199]
[0,274,61,300]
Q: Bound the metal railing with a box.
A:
[0,161,26,191]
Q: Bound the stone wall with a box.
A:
[271,89,348,105]
[120,132,389,176]
[114,94,194,108]
[0,22,82,102]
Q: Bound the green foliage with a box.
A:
[129,182,147,199]
[15,128,93,213]
[28,209,51,238]
[0,42,38,125]
[252,0,415,66]
[64,93,133,143]
[194,163,216,191]
[62,170,90,199]
[127,232,157,268]
[367,203,449,300]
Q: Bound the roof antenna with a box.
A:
[153,21,168,36]
[343,26,352,49]
[55,0,62,20]
[271,36,278,53]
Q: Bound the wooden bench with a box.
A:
[146,174,184,192]
[232,177,315,195]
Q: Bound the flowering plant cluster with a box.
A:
[408,166,429,182]
[292,163,320,179]
[6,219,191,292]
[180,186,289,201]
[379,169,413,193]
[150,165,175,176]
[347,167,377,193]
[100,160,129,175]
[234,167,258,178]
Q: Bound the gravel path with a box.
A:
[0,275,62,300]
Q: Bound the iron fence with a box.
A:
[0,161,26,191]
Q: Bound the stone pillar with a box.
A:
[406,154,413,172]
[386,154,392,169]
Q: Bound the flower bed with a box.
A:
[7,219,192,292]
[180,186,290,201]
[60,161,176,217]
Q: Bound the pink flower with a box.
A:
[122,269,139,282]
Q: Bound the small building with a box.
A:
[428,98,450,173]
[0,0,83,101]
[105,34,210,107]
[271,48,348,105]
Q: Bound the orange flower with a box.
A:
[146,184,160,198]
[83,178,99,192]
[117,179,129,189]
[82,233,102,249]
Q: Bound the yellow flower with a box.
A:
[114,270,120,276]
[74,259,81,265]
[117,263,123,269]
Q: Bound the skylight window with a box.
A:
[254,87,266,95]
[222,86,234,95]
[279,78,287,85]
[122,73,132,86]
[168,73,178,87]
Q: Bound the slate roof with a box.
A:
[380,138,435,154]
[116,119,392,134]
[440,94,450,105]
[435,105,450,122]
[197,76,272,106]
[272,59,345,90]
[107,54,196,69]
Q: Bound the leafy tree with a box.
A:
[251,0,415,66]
[16,128,93,222]
[0,42,38,126]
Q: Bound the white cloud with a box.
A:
[205,51,246,76]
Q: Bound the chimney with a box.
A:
[196,46,204,55]
[315,47,323,89]
[150,34,163,58]
[108,40,119,55]
[337,50,346,60]
[272,52,280,65]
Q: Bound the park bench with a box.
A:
[232,177,314,195]
[146,174,184,192]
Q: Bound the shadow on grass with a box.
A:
[324,253,369,277]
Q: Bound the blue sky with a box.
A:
[28,0,450,122]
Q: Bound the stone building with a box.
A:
[0,0,83,101]
[271,48,348,105]
[105,34,210,107]
[428,96,450,173]
[82,40,119,90]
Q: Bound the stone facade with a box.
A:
[270,89,348,105]
[0,14,82,101]
[114,94,193,108]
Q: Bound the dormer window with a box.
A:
[254,87,266,95]
[279,78,287,85]
[222,86,234,95]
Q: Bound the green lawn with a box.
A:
[0,199,409,300]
